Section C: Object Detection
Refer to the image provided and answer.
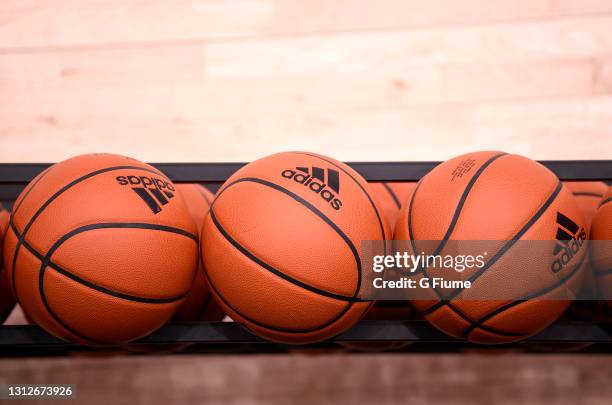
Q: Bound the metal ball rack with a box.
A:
[0,160,611,356]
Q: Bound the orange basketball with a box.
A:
[173,183,225,322]
[395,151,587,344]
[590,187,612,303]
[0,203,16,323]
[2,154,198,345]
[368,182,416,230]
[564,181,608,226]
[563,181,608,310]
[202,151,390,343]
[0,203,8,234]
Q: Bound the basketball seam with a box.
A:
[210,178,365,302]
[209,186,364,302]
[292,152,388,242]
[572,192,603,198]
[599,197,612,207]
[409,153,507,278]
[11,166,52,216]
[464,249,586,339]
[435,153,508,248]
[437,302,527,338]
[3,167,51,298]
[0,205,7,290]
[592,267,612,277]
[386,180,420,278]
[205,175,376,334]
[381,183,402,209]
[37,270,108,345]
[408,153,507,296]
[210,209,363,303]
[204,263,362,334]
[419,295,525,337]
[21,165,165,237]
[421,179,563,317]
[10,221,196,303]
[464,180,563,286]
[10,165,167,302]
[406,179,421,260]
[32,222,196,345]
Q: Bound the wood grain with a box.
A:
[0,95,610,162]
[1,354,612,404]
[1,1,612,50]
[0,16,610,162]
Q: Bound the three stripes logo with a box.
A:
[551,212,586,273]
[281,166,343,210]
[116,175,176,214]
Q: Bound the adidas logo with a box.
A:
[281,166,342,210]
[116,175,175,214]
[551,212,586,273]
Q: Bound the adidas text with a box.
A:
[116,175,176,214]
[281,169,342,210]
[551,212,587,273]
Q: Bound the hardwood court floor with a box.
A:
[1,353,612,404]
[0,1,611,162]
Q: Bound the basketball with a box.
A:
[202,151,390,343]
[590,187,612,302]
[564,181,608,226]
[0,203,8,234]
[0,203,16,323]
[395,151,587,344]
[2,154,198,345]
[173,183,225,322]
[563,181,608,311]
[369,182,416,230]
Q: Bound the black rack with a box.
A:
[1,160,611,355]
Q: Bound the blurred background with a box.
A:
[0,1,611,404]
[0,0,611,162]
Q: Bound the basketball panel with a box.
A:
[475,299,571,343]
[50,227,198,299]
[590,193,612,276]
[234,300,372,344]
[410,151,504,242]
[175,183,213,234]
[0,207,15,323]
[23,168,196,255]
[203,217,357,332]
[446,154,559,241]
[10,154,165,231]
[173,269,225,321]
[173,183,221,321]
[424,305,471,340]
[564,181,608,226]
[218,152,388,247]
[211,180,359,297]
[43,270,181,345]
[369,182,416,230]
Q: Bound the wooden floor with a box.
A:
[0,1,610,162]
[1,353,611,404]
[1,1,611,404]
